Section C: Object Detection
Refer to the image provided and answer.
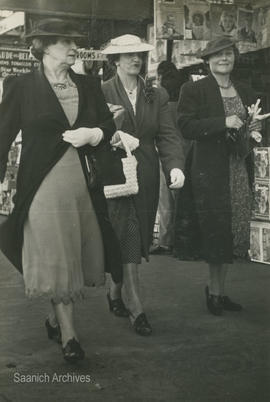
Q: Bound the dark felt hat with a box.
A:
[25,18,86,40]
[197,37,237,59]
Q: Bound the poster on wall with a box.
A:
[210,4,237,39]
[155,0,184,40]
[147,24,167,77]
[184,2,211,40]
[254,6,270,50]
[172,40,206,69]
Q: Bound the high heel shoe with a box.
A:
[45,318,62,344]
[205,286,223,316]
[62,338,85,363]
[222,296,243,311]
[132,313,152,336]
[107,293,129,317]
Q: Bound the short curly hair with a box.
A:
[30,36,59,61]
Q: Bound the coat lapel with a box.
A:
[114,74,137,130]
[135,76,146,137]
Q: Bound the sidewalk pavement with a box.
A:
[0,250,269,402]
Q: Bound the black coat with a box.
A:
[176,74,256,264]
[0,67,122,283]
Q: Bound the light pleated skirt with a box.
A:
[22,146,105,304]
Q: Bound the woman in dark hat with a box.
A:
[100,35,185,335]
[0,18,122,362]
[177,37,261,316]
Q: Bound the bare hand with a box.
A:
[62,127,103,148]
[225,115,244,130]
[169,168,185,189]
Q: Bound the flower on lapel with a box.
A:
[143,75,155,104]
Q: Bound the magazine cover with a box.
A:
[250,221,262,263]
[155,0,184,40]
[210,4,237,39]
[254,147,270,181]
[184,2,211,40]
[253,181,270,221]
[262,226,270,264]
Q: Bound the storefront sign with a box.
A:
[0,11,24,35]
[77,48,107,61]
[0,48,39,78]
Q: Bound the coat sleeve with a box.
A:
[155,87,185,179]
[0,76,21,182]
[178,81,226,141]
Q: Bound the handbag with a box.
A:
[103,132,139,199]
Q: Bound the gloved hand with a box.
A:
[62,127,103,147]
[169,168,185,189]
[110,130,139,152]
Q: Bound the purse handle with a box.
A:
[117,131,132,157]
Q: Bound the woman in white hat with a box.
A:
[100,34,185,335]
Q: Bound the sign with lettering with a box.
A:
[0,47,39,78]
[77,48,107,61]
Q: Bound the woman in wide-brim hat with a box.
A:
[0,18,123,362]
[176,36,261,316]
[99,34,185,335]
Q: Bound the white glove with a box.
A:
[63,127,103,147]
[110,130,139,152]
[169,168,185,189]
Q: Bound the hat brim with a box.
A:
[102,43,154,55]
[198,40,237,59]
[25,31,86,39]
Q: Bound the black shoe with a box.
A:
[45,318,62,344]
[222,296,243,311]
[107,293,129,317]
[205,286,223,316]
[149,246,172,255]
[133,313,152,336]
[62,338,85,363]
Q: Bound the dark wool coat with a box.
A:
[99,75,185,259]
[0,67,122,283]
[176,74,256,264]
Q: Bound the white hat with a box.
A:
[102,34,154,55]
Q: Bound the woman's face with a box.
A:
[221,14,235,33]
[117,53,143,77]
[208,47,235,76]
[44,37,78,66]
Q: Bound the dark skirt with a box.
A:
[107,196,142,264]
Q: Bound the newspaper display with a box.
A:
[172,39,205,68]
[147,24,167,77]
[250,221,270,265]
[0,136,21,215]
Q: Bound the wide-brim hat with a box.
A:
[197,37,237,59]
[102,34,154,55]
[25,18,86,40]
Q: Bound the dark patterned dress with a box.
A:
[223,94,252,258]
